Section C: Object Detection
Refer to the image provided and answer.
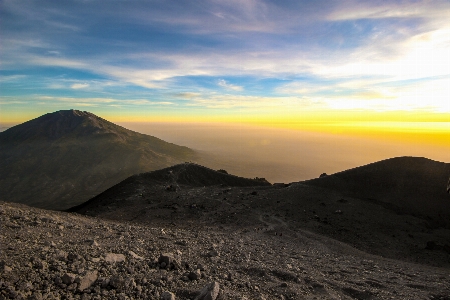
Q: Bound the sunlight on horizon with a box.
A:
[115,120,450,183]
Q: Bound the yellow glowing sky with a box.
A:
[1,0,449,158]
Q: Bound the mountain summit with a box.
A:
[0,110,111,142]
[0,110,198,210]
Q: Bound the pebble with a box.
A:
[104,253,126,263]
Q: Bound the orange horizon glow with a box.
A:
[2,108,449,151]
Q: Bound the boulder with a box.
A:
[161,291,176,300]
[195,282,220,300]
[109,275,125,289]
[77,270,98,292]
[61,273,77,285]
[159,253,181,269]
[104,253,126,263]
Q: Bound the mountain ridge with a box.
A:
[303,156,450,226]
[0,110,198,210]
[70,156,450,267]
[68,162,271,213]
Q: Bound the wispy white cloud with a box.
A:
[0,75,27,82]
[328,0,449,21]
[278,75,450,113]
[34,96,175,107]
[177,92,313,109]
[218,79,243,91]
[70,83,89,89]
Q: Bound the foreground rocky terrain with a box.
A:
[2,201,450,300]
[2,158,450,299]
[72,160,450,268]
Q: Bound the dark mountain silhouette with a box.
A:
[303,156,450,226]
[70,157,450,267]
[69,162,271,213]
[0,110,198,210]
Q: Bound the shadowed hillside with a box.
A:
[0,110,198,210]
[303,156,450,226]
[69,162,271,213]
[70,158,450,268]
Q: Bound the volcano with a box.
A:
[0,110,197,209]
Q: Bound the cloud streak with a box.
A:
[218,79,243,91]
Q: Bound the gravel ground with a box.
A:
[1,201,449,300]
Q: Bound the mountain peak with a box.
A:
[65,109,89,116]
[0,110,119,142]
[56,109,101,119]
[0,110,197,209]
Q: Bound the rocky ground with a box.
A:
[72,163,450,269]
[1,201,450,300]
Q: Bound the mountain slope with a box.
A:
[69,162,271,213]
[302,156,450,226]
[0,110,198,210]
[4,200,450,299]
[70,158,450,267]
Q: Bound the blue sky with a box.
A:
[1,0,449,123]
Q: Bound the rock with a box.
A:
[77,270,98,292]
[28,292,43,300]
[175,240,188,246]
[161,291,176,300]
[159,253,173,266]
[105,253,126,263]
[195,281,220,300]
[40,216,54,223]
[158,252,181,269]
[85,239,99,247]
[1,261,12,273]
[109,275,125,289]
[189,269,201,281]
[61,273,77,285]
[67,252,82,261]
[18,281,33,291]
[129,250,144,260]
[166,185,177,192]
[99,277,110,288]
[208,249,220,257]
[3,265,12,272]
[55,250,68,260]
[197,263,206,271]
[227,272,233,281]
[44,240,56,247]
[34,259,47,270]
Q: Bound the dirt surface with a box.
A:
[2,201,450,300]
[72,162,450,268]
[2,160,450,299]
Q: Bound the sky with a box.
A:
[0,0,449,175]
